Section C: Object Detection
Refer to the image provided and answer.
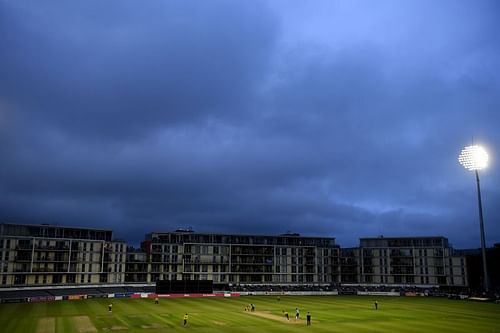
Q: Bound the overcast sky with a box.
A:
[1,0,499,248]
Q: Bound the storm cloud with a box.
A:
[1,0,499,247]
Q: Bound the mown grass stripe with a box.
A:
[1,295,500,333]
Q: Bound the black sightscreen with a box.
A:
[156,280,213,294]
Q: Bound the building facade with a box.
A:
[340,248,360,284]
[1,223,468,289]
[138,230,341,285]
[358,236,467,287]
[125,250,148,283]
[0,223,127,287]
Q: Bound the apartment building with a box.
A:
[1,222,468,289]
[125,250,148,283]
[340,247,360,284]
[0,223,127,287]
[141,230,341,285]
[358,236,467,286]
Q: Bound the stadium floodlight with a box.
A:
[458,144,489,292]
[458,145,488,171]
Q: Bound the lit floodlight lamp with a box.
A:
[458,145,488,171]
[458,144,489,292]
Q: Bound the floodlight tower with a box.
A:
[458,145,489,292]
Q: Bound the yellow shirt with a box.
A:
[183,315,189,320]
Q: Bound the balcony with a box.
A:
[33,257,56,262]
[34,246,70,251]
[14,256,32,262]
[15,246,32,250]
[32,268,56,273]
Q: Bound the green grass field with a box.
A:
[1,296,499,333]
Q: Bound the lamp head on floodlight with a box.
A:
[458,145,488,171]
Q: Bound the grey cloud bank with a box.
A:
[1,0,499,247]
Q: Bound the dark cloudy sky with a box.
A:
[1,0,499,248]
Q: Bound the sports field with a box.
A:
[0,296,499,333]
